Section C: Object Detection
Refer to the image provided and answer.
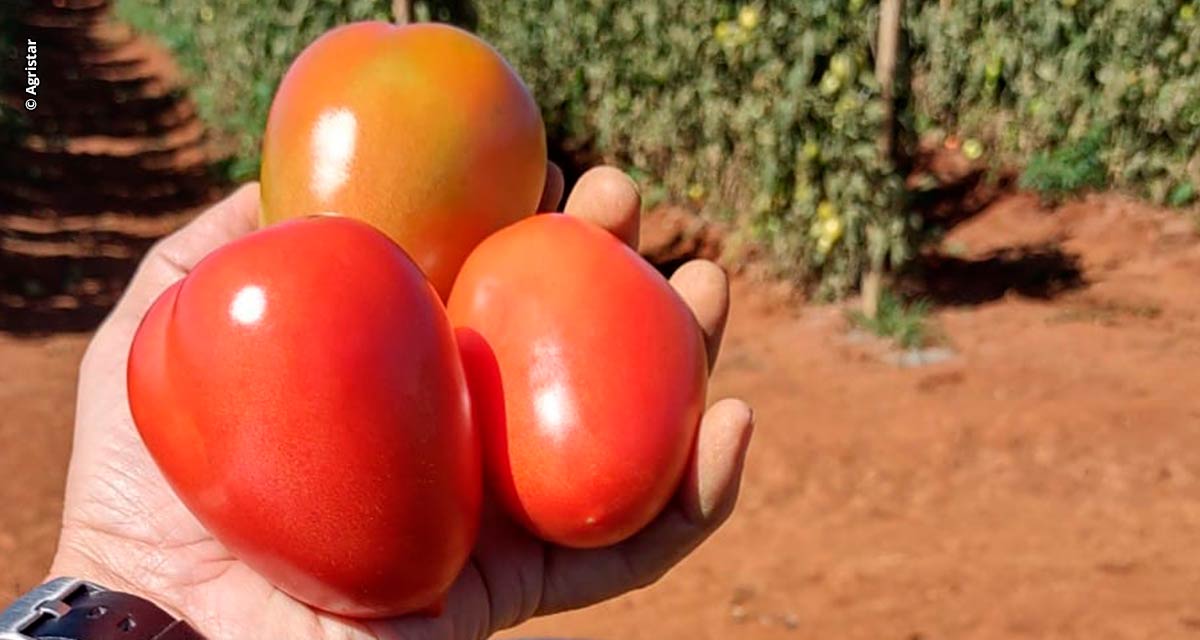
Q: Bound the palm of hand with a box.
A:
[51,169,753,640]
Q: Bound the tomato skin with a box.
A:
[448,215,707,548]
[127,217,480,617]
[260,21,547,299]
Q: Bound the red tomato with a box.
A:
[127,217,479,617]
[260,21,547,299]
[447,214,707,548]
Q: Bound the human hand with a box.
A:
[51,166,754,639]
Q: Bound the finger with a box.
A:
[679,398,753,524]
[537,398,754,615]
[670,260,730,370]
[537,162,565,213]
[110,183,260,326]
[563,166,640,250]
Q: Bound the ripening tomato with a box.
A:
[260,21,547,298]
[447,214,707,548]
[127,217,480,617]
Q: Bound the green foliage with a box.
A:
[115,0,396,182]
[908,0,1200,208]
[478,1,913,297]
[116,0,914,297]
[115,0,1200,298]
[1019,128,1109,203]
[1169,181,1197,207]
[848,290,932,349]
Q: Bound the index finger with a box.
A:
[563,166,641,250]
[563,167,731,369]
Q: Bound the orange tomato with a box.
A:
[448,215,708,548]
[260,22,546,298]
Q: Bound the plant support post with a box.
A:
[393,0,413,24]
[864,0,904,319]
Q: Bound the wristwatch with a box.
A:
[0,578,204,640]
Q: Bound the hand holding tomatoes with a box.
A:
[52,169,753,640]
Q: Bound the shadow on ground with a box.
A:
[903,244,1086,306]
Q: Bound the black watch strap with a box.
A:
[0,578,204,640]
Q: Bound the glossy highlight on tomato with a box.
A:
[260,21,547,298]
[448,214,708,548]
[127,217,480,618]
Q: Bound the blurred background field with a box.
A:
[112,0,1200,295]
[3,1,1200,638]
[5,0,1200,304]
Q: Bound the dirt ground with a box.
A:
[3,192,1200,638]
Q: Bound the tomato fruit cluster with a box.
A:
[128,22,707,619]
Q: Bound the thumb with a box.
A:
[106,182,261,334]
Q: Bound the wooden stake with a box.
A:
[393,0,413,24]
[861,270,882,319]
[875,0,903,160]
[864,0,904,318]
